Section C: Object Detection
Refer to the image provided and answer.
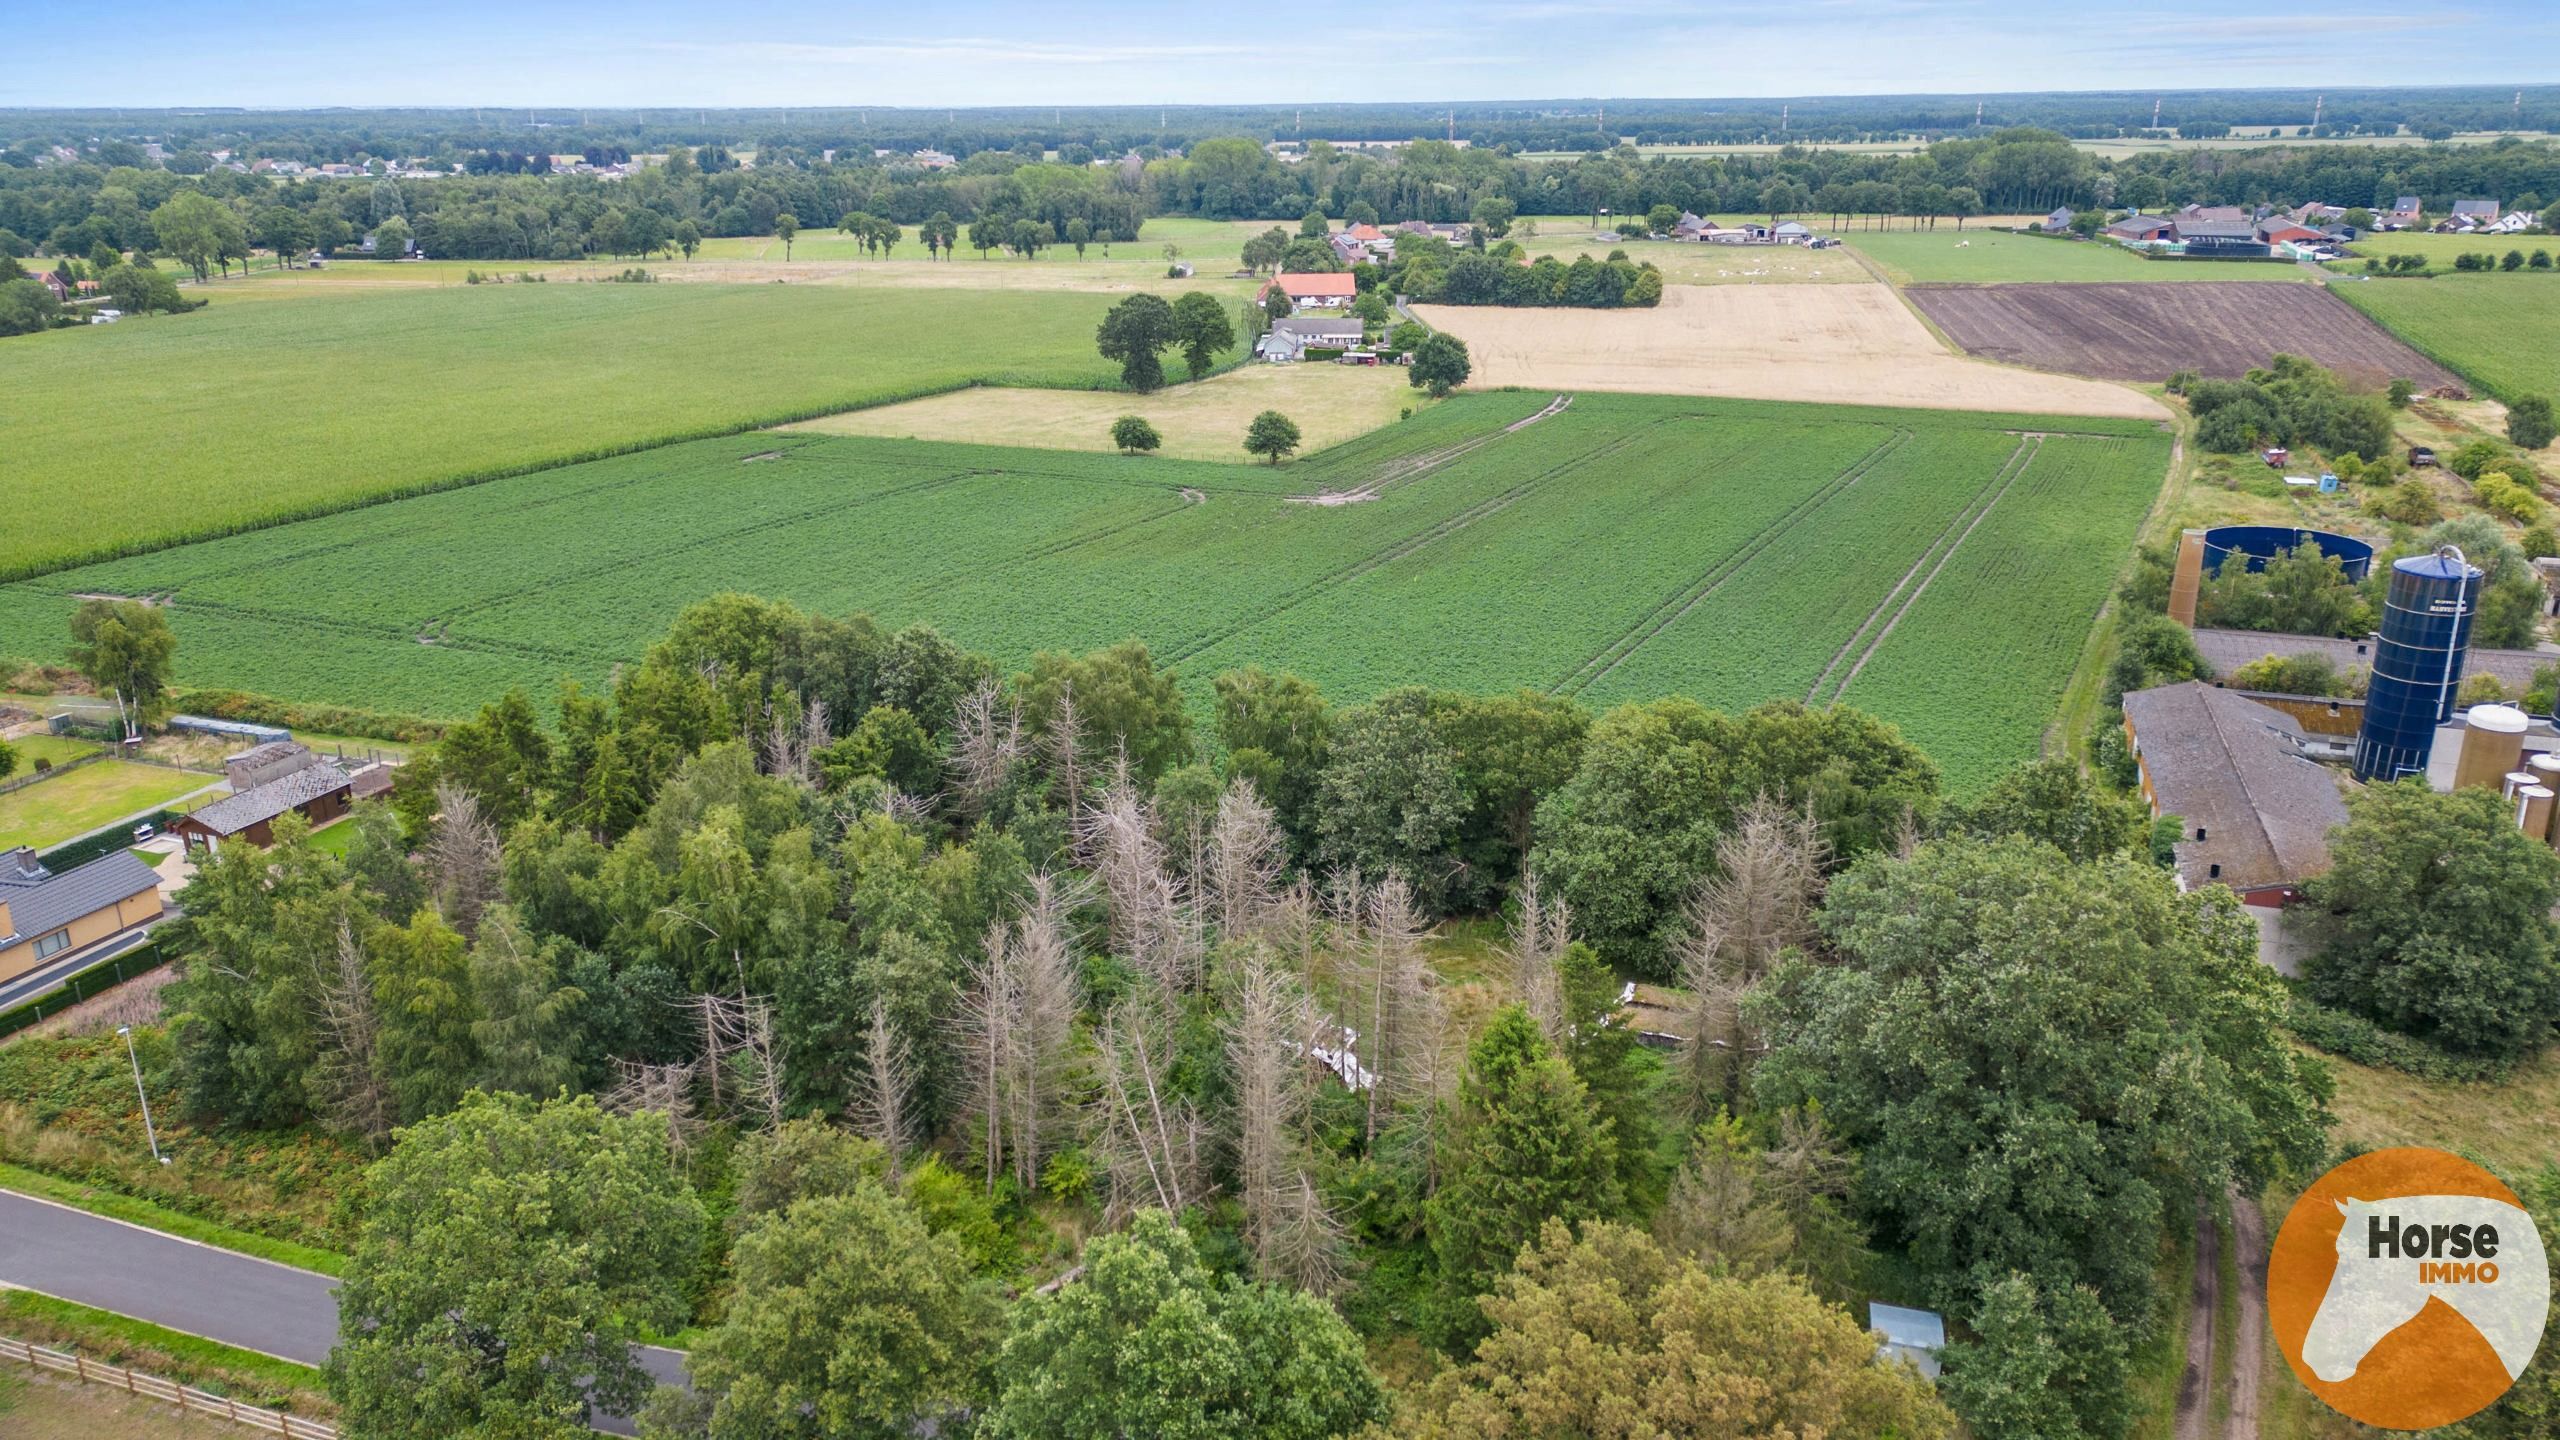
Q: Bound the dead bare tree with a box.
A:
[311,916,394,1146]
[690,992,785,1132]
[948,681,1024,823]
[1045,677,1090,823]
[427,782,501,941]
[1353,872,1444,1148]
[1504,870,1572,1039]
[1080,778,1202,993]
[1674,796,1827,1121]
[602,1057,702,1157]
[960,876,1084,1188]
[853,997,916,1181]
[1227,945,1318,1277]
[1265,1169,1356,1301]
[1086,984,1206,1223]
[1204,777,1289,942]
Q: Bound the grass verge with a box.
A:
[0,1163,344,1276]
[0,1291,330,1414]
[2124,1218,2197,1440]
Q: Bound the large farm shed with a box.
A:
[1906,282,2464,390]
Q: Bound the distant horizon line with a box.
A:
[7,81,2560,117]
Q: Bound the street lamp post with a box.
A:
[117,1024,169,1166]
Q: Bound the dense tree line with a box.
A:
[6,87,2554,167]
[137,590,2374,1437]
[11,126,2560,266]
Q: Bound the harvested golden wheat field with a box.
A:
[1412,283,2166,419]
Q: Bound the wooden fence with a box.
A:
[0,1334,336,1437]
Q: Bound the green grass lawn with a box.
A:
[2325,232,2559,274]
[1850,228,2312,285]
[5,735,97,769]
[0,762,211,851]
[2332,272,2560,401]
[0,281,1144,581]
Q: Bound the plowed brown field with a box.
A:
[1908,281,2464,392]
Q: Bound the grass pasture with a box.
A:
[0,392,2169,791]
[0,761,211,852]
[2324,232,2559,273]
[0,281,1142,581]
[1848,229,2311,285]
[785,362,1427,460]
[1511,232,1865,285]
[2332,272,2560,402]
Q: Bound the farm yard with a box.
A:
[1908,281,2465,388]
[0,392,2170,792]
[1846,229,2313,286]
[1414,283,2166,418]
[2333,273,2560,402]
[0,280,1169,580]
[785,363,1426,460]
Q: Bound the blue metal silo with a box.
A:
[2352,546,2484,783]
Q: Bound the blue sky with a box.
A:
[7,0,2556,108]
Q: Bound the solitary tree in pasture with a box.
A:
[1170,290,1234,379]
[1299,209,1329,238]
[1096,293,1178,392]
[1066,217,1092,259]
[1010,218,1053,259]
[1409,332,1473,397]
[774,211,798,260]
[1110,415,1162,455]
[674,219,701,261]
[1244,410,1303,465]
[256,205,309,270]
[1646,203,1680,235]
[150,191,245,283]
[1242,226,1288,273]
[923,210,957,260]
[372,215,413,259]
[969,216,1002,258]
[873,218,903,258]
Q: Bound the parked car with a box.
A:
[132,823,156,843]
[2409,445,2439,467]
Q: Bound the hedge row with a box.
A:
[2283,993,2513,1084]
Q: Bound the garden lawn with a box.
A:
[0,281,1135,580]
[0,763,212,852]
[2332,272,2560,401]
[1,392,2169,793]
[5,736,98,769]
[1850,228,2313,285]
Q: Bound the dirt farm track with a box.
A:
[1908,281,2465,392]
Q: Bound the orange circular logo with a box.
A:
[2270,1148,2549,1429]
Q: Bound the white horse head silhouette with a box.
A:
[2302,1195,2548,1384]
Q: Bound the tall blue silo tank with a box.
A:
[2352,546,2484,783]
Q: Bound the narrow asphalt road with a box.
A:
[0,1188,685,1431]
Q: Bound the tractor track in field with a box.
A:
[1162,429,1638,667]
[1806,433,2042,706]
[1287,393,1572,505]
[1549,429,1914,698]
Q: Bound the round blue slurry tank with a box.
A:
[2201,526,2376,582]
[2353,547,2484,783]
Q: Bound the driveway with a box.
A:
[0,1189,684,1431]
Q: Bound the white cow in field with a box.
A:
[2302,1195,2548,1383]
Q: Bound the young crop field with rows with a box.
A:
[0,280,1145,581]
[0,393,2169,792]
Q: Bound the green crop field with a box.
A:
[0,281,1140,581]
[2332,273,2560,400]
[1849,229,2312,285]
[698,216,1264,266]
[2324,233,2559,273]
[0,393,2170,792]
